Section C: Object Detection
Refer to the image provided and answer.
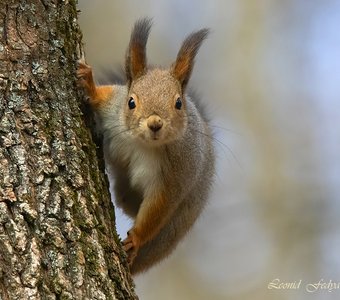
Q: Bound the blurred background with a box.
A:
[78,1,340,299]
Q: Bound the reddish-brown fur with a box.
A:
[77,19,214,275]
[77,62,114,107]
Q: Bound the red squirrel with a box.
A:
[77,18,215,275]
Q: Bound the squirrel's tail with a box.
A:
[130,124,215,275]
[130,188,209,275]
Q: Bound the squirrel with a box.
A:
[77,18,215,275]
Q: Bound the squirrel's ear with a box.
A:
[171,28,209,89]
[125,18,152,85]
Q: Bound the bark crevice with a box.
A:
[0,1,137,299]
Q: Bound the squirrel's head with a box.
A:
[123,18,209,146]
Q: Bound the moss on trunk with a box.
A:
[0,0,137,299]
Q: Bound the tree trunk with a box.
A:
[0,0,137,299]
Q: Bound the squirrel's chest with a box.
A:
[128,148,162,192]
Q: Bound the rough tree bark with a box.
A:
[0,0,137,299]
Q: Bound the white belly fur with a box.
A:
[128,146,162,196]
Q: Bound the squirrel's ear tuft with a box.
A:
[125,18,153,85]
[171,28,209,89]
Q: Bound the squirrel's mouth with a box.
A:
[151,132,160,140]
[149,135,161,143]
[146,129,162,141]
[139,131,167,145]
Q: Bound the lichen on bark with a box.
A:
[0,1,137,299]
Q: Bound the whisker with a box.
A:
[183,114,241,136]
[104,125,138,141]
[209,124,242,136]
[190,128,243,171]
[181,114,243,170]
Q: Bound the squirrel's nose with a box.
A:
[147,115,163,132]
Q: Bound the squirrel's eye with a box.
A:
[175,98,182,110]
[128,97,136,109]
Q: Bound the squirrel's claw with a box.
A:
[76,61,91,79]
[122,229,140,265]
[76,60,95,98]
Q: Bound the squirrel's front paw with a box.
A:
[76,61,92,87]
[122,229,141,265]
